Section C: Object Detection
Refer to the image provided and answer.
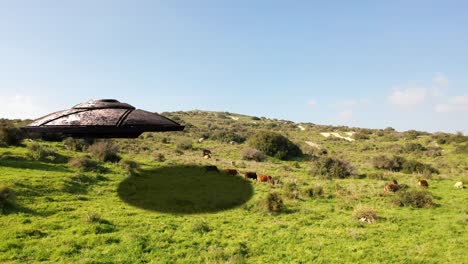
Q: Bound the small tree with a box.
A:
[247,131,302,160]
[311,156,356,179]
[241,148,266,162]
[88,140,120,162]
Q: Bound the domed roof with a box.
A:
[21,99,184,138]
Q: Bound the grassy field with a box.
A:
[0,111,467,263]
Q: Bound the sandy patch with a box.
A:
[320,132,355,142]
[229,116,239,121]
[305,141,321,148]
[298,125,306,131]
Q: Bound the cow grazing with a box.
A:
[391,179,398,185]
[418,180,429,188]
[224,169,238,176]
[257,174,273,184]
[384,183,400,193]
[244,172,257,180]
[202,149,212,157]
[454,181,464,189]
[205,165,219,173]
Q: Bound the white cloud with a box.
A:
[308,100,317,108]
[433,73,449,88]
[0,95,47,119]
[338,110,353,122]
[388,86,427,107]
[435,95,468,113]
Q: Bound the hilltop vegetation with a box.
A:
[0,112,467,263]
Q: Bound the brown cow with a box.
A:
[384,183,400,193]
[224,169,238,176]
[244,172,257,180]
[418,180,429,188]
[391,179,398,185]
[205,165,219,173]
[257,174,273,184]
[202,149,212,158]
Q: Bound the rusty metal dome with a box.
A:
[21,99,184,138]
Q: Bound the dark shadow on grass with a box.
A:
[118,165,254,214]
[0,156,70,173]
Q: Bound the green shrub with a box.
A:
[88,141,120,162]
[247,131,302,160]
[68,156,101,172]
[119,159,140,176]
[352,205,377,223]
[353,131,370,140]
[372,155,405,171]
[27,142,60,161]
[402,143,427,153]
[192,221,211,234]
[153,152,166,162]
[241,148,266,162]
[0,123,23,146]
[0,184,15,213]
[454,143,468,154]
[303,185,324,198]
[261,192,284,213]
[392,189,434,208]
[425,147,442,157]
[211,130,246,144]
[401,160,438,174]
[63,137,94,152]
[311,156,356,179]
[283,182,300,199]
[176,139,193,151]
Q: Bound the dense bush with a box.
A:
[68,156,101,172]
[0,184,15,213]
[303,185,324,198]
[283,182,300,199]
[0,123,23,146]
[247,131,302,160]
[153,152,166,162]
[311,156,356,179]
[372,155,405,171]
[241,148,266,162]
[119,159,140,176]
[454,143,468,154]
[392,189,434,208]
[63,137,94,152]
[425,146,442,157]
[27,142,60,161]
[87,141,120,162]
[372,155,437,174]
[261,192,284,213]
[402,143,427,153]
[353,131,370,140]
[210,130,246,144]
[176,139,193,151]
[401,160,438,174]
[352,205,377,223]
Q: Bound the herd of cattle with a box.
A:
[204,165,278,184]
[201,150,465,190]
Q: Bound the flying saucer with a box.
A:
[21,99,184,138]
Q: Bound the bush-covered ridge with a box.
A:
[0,111,466,263]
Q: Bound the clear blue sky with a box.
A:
[0,1,467,133]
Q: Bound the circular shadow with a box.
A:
[117,165,254,214]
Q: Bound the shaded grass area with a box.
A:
[118,165,253,214]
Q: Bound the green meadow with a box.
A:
[0,111,467,263]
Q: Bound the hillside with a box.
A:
[0,111,467,263]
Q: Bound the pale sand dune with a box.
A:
[320,132,355,142]
[305,141,321,148]
[298,125,305,131]
[229,116,239,121]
